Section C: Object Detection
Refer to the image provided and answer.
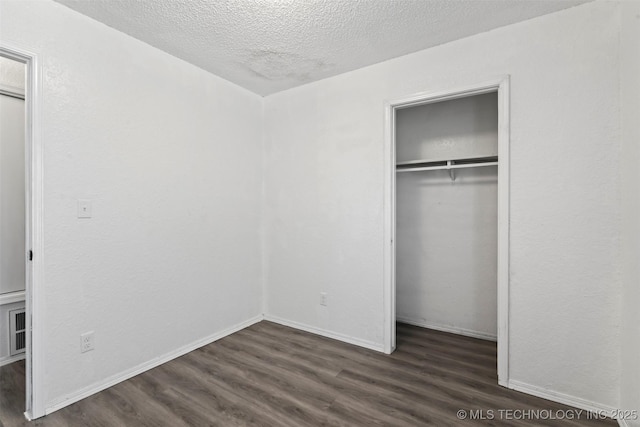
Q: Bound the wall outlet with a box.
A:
[320,292,328,306]
[80,331,95,353]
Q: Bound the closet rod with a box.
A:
[396,161,498,174]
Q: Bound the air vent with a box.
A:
[9,308,26,356]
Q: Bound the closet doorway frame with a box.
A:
[0,43,44,420]
[383,77,510,386]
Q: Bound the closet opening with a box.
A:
[383,78,510,386]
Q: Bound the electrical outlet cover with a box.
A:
[81,331,95,353]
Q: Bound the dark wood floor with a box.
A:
[0,321,615,426]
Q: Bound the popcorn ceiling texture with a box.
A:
[53,0,586,96]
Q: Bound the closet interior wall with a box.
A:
[395,92,499,340]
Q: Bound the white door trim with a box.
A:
[383,76,511,386]
[0,43,45,420]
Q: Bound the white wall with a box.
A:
[396,167,498,339]
[620,1,640,424]
[396,93,498,163]
[264,0,622,410]
[0,55,25,91]
[0,91,26,296]
[0,0,263,413]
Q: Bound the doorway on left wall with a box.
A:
[0,54,27,424]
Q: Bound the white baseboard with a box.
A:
[396,316,497,342]
[45,314,264,415]
[0,290,25,306]
[0,353,25,367]
[508,379,619,417]
[264,314,384,352]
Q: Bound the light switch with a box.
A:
[77,199,92,218]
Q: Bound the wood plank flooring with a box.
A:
[0,357,26,427]
[0,321,616,426]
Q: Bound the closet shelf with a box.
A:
[396,156,498,174]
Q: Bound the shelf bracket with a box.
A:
[448,161,455,181]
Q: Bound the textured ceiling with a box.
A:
[53,0,587,96]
